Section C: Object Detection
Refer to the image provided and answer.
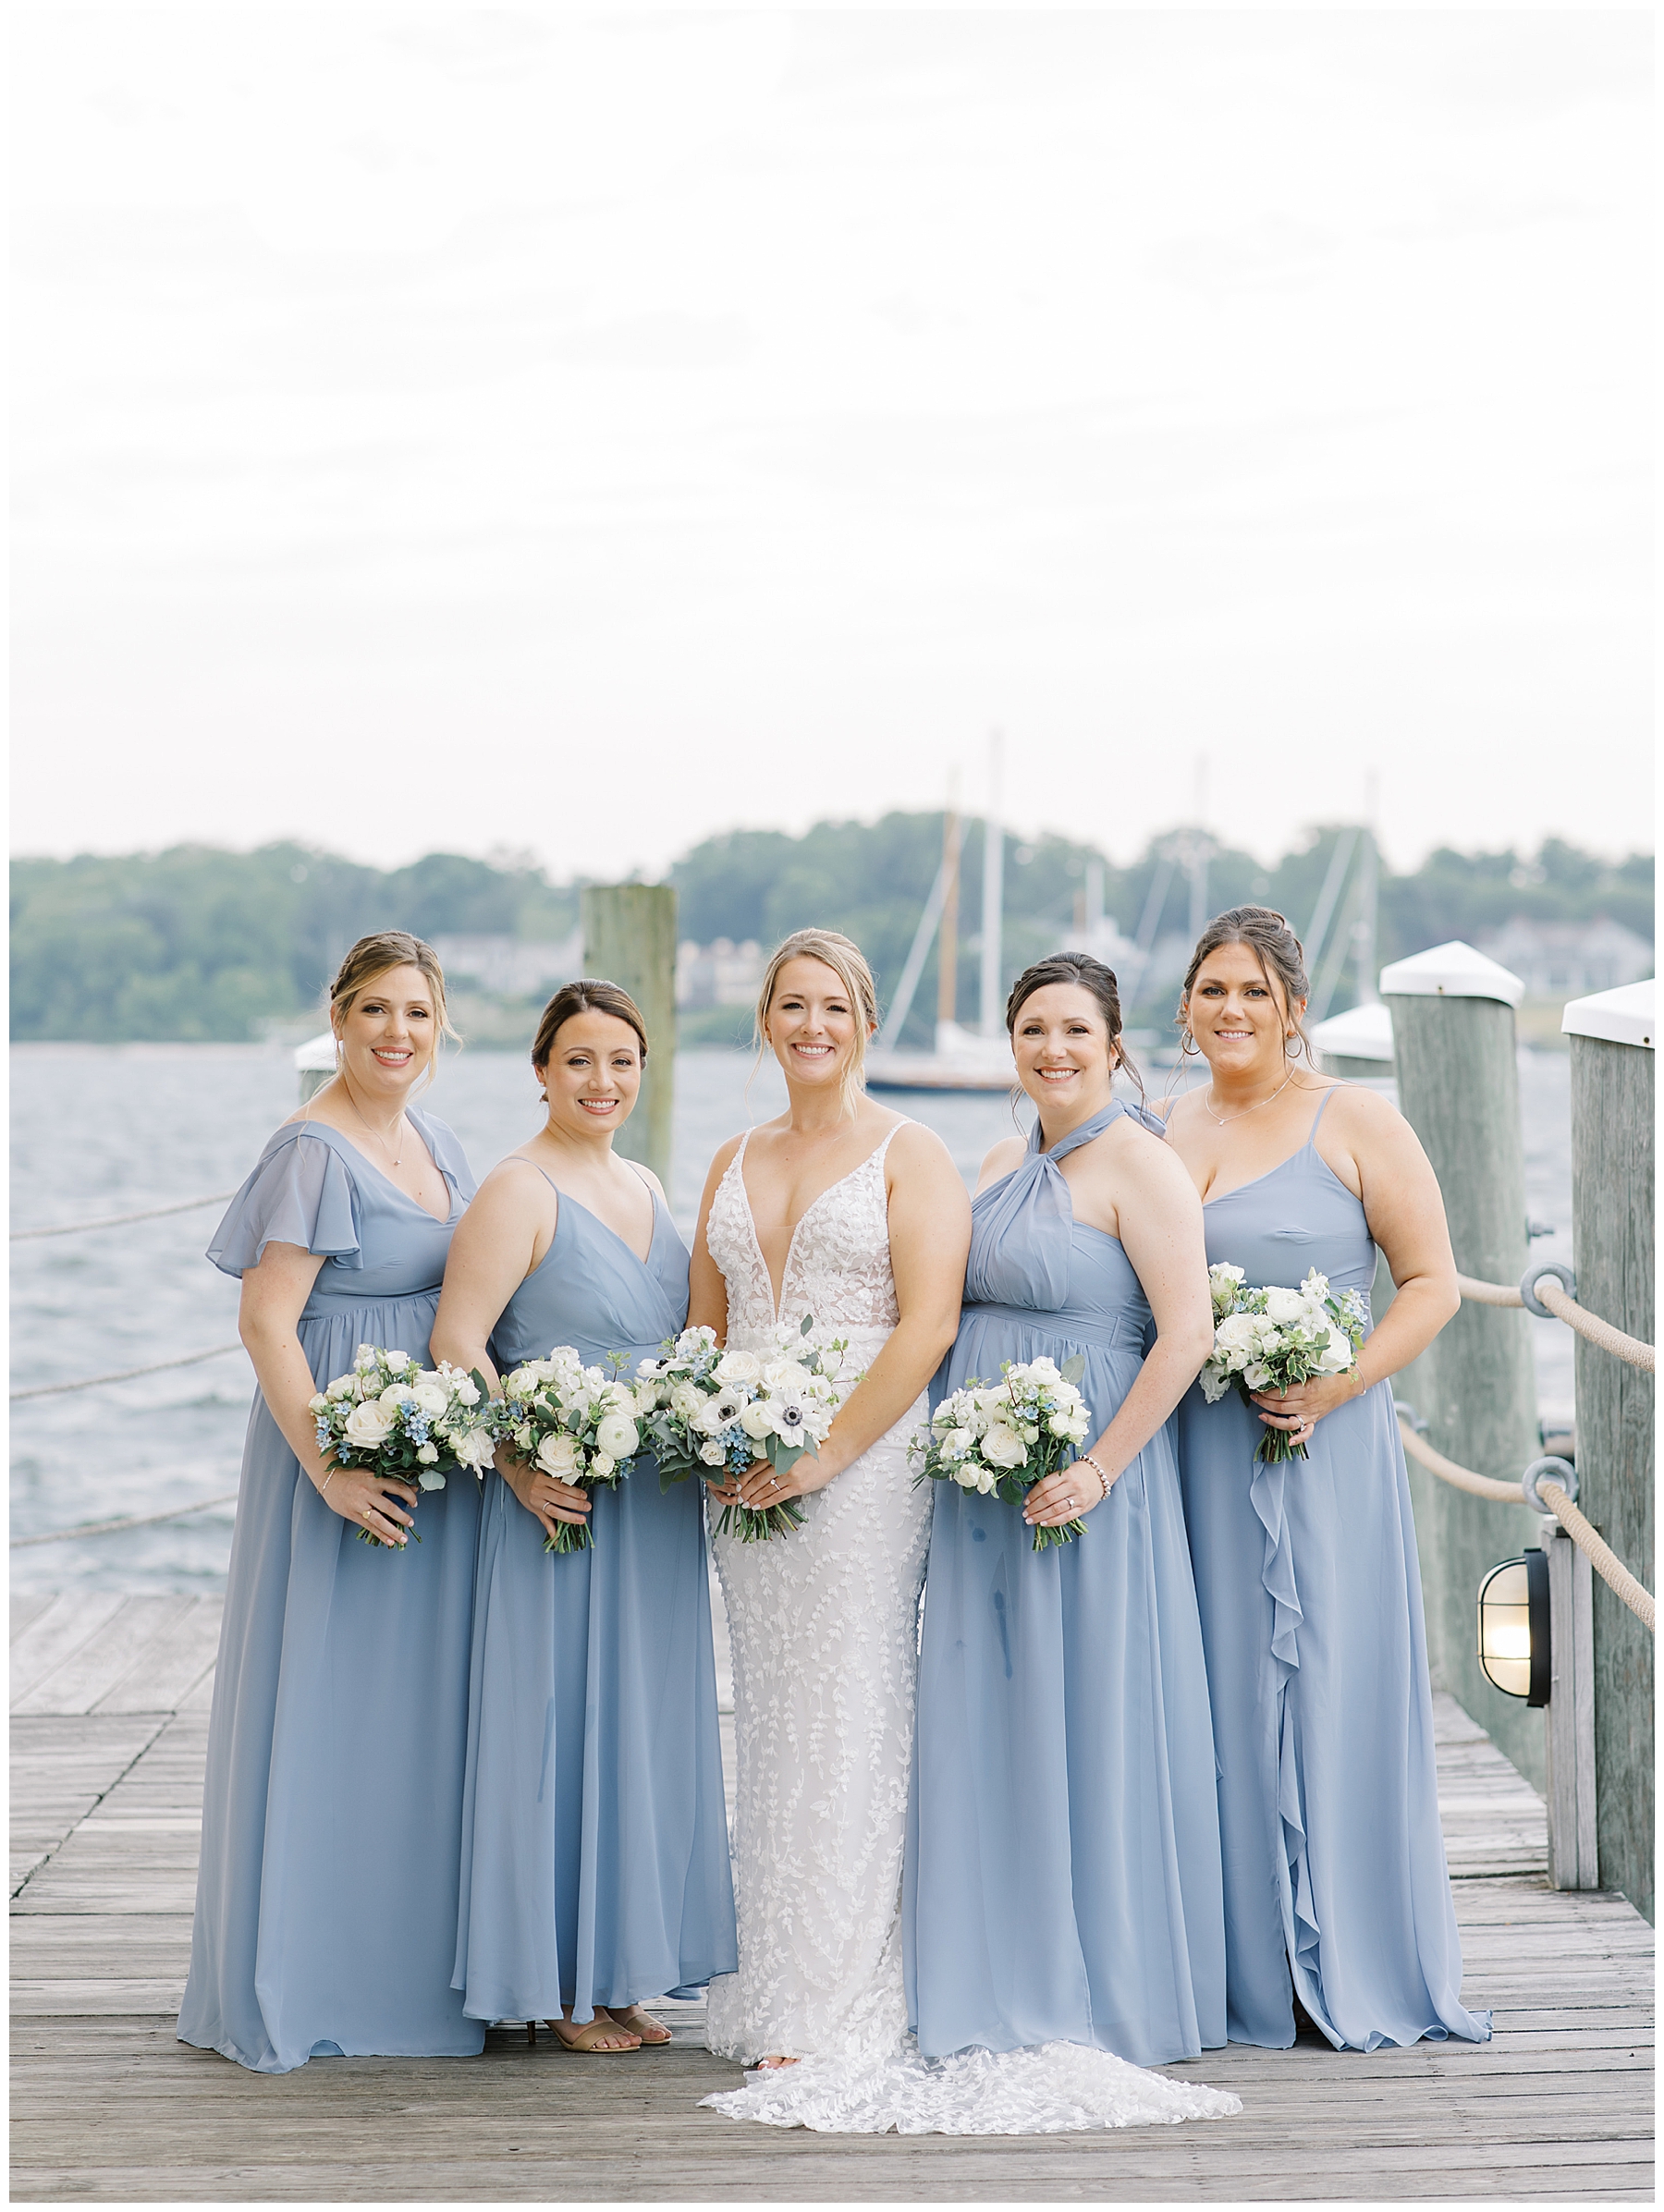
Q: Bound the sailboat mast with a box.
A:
[937,801,961,1037]
[980,731,1004,1036]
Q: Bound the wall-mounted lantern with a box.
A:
[1476,1550,1550,1705]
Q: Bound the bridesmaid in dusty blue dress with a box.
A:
[1165,906,1488,2050]
[906,954,1227,2071]
[434,979,734,2052]
[178,933,485,2072]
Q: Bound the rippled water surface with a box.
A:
[10,1044,1573,1593]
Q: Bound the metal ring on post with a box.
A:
[1522,1455,1579,1513]
[1521,1260,1578,1319]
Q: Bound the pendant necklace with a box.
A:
[1204,1069,1296,1127]
[345,1085,405,1167]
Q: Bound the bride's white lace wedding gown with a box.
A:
[698,1125,1241,2136]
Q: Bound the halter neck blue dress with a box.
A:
[178,1109,484,2073]
[1176,1089,1489,2050]
[452,1167,736,2027]
[904,1099,1227,2068]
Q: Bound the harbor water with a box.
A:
[9,1043,1576,1594]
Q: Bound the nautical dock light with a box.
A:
[1476,1550,1550,1705]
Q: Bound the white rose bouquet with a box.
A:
[490,1345,643,1554]
[909,1355,1095,1552]
[635,1315,848,1543]
[1201,1264,1368,1461]
[311,1344,496,1549]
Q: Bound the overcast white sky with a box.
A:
[10,7,1653,883]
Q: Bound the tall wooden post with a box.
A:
[1562,982,1654,1922]
[1383,941,1545,1789]
[580,885,678,1195]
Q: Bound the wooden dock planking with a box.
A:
[9,1596,1655,2202]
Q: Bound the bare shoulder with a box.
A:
[1103,1114,1202,1198]
[977,1133,1027,1188]
[707,1130,750,1178]
[474,1153,557,1208]
[885,1117,959,1179]
[1315,1081,1408,1143]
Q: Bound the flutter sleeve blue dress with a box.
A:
[1176,1089,1490,2050]
[177,1108,484,2073]
[452,1170,736,2027]
[904,1099,1228,2070]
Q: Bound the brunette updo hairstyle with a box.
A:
[1178,906,1313,1061]
[328,931,458,1086]
[1005,953,1144,1105]
[532,979,649,1100]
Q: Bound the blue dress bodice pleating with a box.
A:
[904,1099,1227,2068]
[178,1108,485,2073]
[1176,1091,1490,2051]
[453,1170,736,2024]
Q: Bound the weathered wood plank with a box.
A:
[10,1593,55,1643]
[95,1599,224,1717]
[14,1597,196,1717]
[8,1595,128,1711]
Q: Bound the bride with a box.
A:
[687,929,1242,2137]
[688,928,970,2071]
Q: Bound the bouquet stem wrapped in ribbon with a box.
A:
[636,1316,848,1542]
[492,1348,647,1553]
[1201,1264,1368,1462]
[910,1355,1095,1551]
[312,1345,497,1548]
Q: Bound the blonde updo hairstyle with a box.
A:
[1177,905,1314,1064]
[328,930,458,1090]
[753,927,881,1118]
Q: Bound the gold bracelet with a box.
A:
[1076,1451,1112,1501]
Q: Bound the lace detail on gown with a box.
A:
[699,1122,1243,2135]
[704,1126,928,2068]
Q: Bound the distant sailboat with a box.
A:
[867,755,1016,1094]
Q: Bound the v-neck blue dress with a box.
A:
[1176,1090,1489,2050]
[452,1171,737,2026]
[904,1100,1227,2068]
[178,1108,485,2073]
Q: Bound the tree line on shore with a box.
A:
[9,821,1652,1045]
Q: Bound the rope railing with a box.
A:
[11,1492,240,1548]
[1396,1412,1655,1633]
[1455,1265,1655,1375]
[10,1191,237,1241]
[10,1343,245,1403]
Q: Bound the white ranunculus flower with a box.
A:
[739,1399,776,1441]
[417,1442,440,1464]
[1263,1287,1307,1326]
[450,1375,481,1408]
[698,1439,728,1467]
[343,1399,398,1449]
[410,1383,449,1418]
[633,1379,661,1414]
[384,1350,416,1375]
[453,1427,496,1471]
[325,1375,357,1400]
[590,1452,616,1480]
[953,1461,981,1488]
[669,1381,705,1422]
[715,1350,762,1387]
[1026,1356,1061,1383]
[938,1426,975,1461]
[1214,1314,1262,1357]
[760,1359,801,1392]
[377,1383,416,1413]
[308,1393,328,1413]
[976,1468,998,1494]
[981,1423,1028,1471]
[595,1412,639,1460]
[536,1432,581,1476]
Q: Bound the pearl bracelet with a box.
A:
[1076,1451,1112,1501]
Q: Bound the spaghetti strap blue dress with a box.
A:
[177,1109,484,2073]
[452,1170,736,2027]
[905,1099,1227,2068]
[1176,1088,1490,2050]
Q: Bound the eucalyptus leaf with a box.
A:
[1060,1353,1087,1387]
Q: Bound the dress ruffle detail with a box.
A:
[208,1131,362,1277]
[699,2036,1241,2134]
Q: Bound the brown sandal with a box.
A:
[606,2005,673,2046]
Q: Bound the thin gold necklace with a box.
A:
[342,1081,407,1167]
[1204,1069,1296,1127]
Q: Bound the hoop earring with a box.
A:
[1180,1027,1199,1058]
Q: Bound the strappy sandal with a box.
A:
[606,2005,673,2047]
[548,2014,642,2053]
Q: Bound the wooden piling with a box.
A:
[1383,944,1544,1789]
[580,885,679,1193]
[1563,985,1654,1922]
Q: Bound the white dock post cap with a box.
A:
[1560,978,1655,1050]
[1377,941,1524,1008]
[1309,1001,1394,1063]
[293,1031,338,1072]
